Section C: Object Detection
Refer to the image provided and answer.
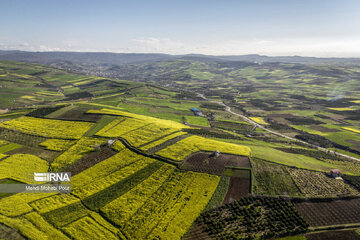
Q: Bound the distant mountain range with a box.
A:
[1,50,360,65]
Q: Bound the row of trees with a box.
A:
[195,197,308,240]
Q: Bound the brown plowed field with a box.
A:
[223,177,250,204]
[295,198,360,227]
[180,152,250,175]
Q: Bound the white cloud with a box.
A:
[126,37,360,57]
[39,45,61,51]
[253,39,273,45]
[131,37,189,54]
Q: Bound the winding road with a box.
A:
[197,93,360,162]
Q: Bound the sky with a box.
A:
[1,0,360,57]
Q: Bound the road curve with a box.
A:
[197,93,360,162]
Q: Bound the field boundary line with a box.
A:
[309,223,360,232]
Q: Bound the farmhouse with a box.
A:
[330,169,341,178]
[213,150,220,157]
[106,139,116,146]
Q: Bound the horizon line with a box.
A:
[2,49,360,59]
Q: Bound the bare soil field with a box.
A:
[57,108,102,122]
[180,152,250,175]
[295,198,360,227]
[223,177,250,203]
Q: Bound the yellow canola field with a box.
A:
[71,147,142,188]
[0,139,8,146]
[101,164,175,226]
[328,107,355,111]
[88,108,188,129]
[0,154,48,184]
[95,117,146,138]
[29,194,80,214]
[121,124,180,147]
[72,157,154,199]
[156,135,251,161]
[249,117,269,125]
[0,116,94,139]
[62,216,119,240]
[122,170,219,240]
[52,137,107,171]
[0,192,54,217]
[39,139,75,151]
[0,214,69,240]
[93,108,189,147]
[140,131,186,151]
[342,127,360,134]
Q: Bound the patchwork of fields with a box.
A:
[0,105,254,239]
[1,59,360,239]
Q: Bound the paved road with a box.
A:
[197,93,360,162]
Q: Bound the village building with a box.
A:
[330,169,341,178]
[106,139,116,146]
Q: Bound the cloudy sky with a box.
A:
[1,0,360,57]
